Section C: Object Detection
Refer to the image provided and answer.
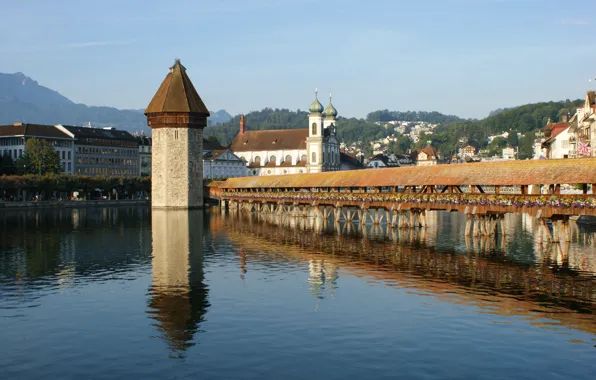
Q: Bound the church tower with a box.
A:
[145,59,210,209]
[306,89,324,173]
[323,94,340,171]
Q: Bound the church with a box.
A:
[229,91,341,176]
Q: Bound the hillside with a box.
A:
[426,99,583,158]
[0,72,231,133]
[204,108,389,146]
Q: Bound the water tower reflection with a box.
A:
[147,210,209,357]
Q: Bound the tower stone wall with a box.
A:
[145,60,210,209]
[151,128,204,208]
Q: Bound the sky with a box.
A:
[0,0,595,119]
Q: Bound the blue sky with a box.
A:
[1,0,595,119]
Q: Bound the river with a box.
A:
[0,207,595,379]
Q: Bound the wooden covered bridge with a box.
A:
[207,158,596,241]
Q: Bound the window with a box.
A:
[312,152,316,163]
[301,154,306,162]
[312,123,317,135]
[285,155,291,163]
[68,151,71,160]
[254,156,261,163]
[270,155,276,164]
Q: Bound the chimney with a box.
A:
[239,114,246,134]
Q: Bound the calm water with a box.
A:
[1,207,595,379]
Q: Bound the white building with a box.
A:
[230,92,341,176]
[203,149,247,179]
[136,135,152,176]
[542,120,572,159]
[502,146,516,160]
[415,146,440,166]
[0,122,75,174]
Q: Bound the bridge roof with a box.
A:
[215,158,596,188]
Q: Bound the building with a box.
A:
[414,146,440,166]
[229,92,341,176]
[61,125,139,177]
[460,145,476,158]
[366,153,400,169]
[542,119,571,159]
[145,59,209,209]
[339,151,365,171]
[502,146,516,160]
[203,138,246,179]
[570,91,596,158]
[136,135,152,176]
[0,122,76,174]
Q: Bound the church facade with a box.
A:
[229,92,341,176]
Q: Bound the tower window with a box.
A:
[312,123,317,135]
[285,155,292,163]
[270,155,276,164]
[312,152,317,163]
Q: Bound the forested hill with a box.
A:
[366,110,463,124]
[204,108,459,146]
[426,99,583,159]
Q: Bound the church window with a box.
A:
[301,154,306,162]
[270,155,276,164]
[285,155,292,163]
[254,156,261,163]
[312,152,317,163]
[312,123,317,135]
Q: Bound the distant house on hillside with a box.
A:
[414,146,440,166]
[460,145,476,158]
[367,153,400,169]
[502,146,516,160]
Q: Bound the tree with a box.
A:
[389,135,413,155]
[487,136,508,157]
[507,132,519,147]
[0,153,15,175]
[517,134,535,160]
[16,138,61,175]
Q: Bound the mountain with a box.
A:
[0,72,230,133]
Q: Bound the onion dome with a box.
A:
[324,94,338,118]
[309,90,324,114]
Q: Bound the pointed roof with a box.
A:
[145,59,210,116]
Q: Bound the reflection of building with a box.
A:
[307,259,339,301]
[149,210,209,355]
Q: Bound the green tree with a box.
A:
[487,136,508,157]
[0,153,15,175]
[16,138,61,175]
[517,134,535,160]
[389,135,413,155]
[507,132,519,147]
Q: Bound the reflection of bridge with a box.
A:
[209,159,596,242]
[209,211,596,336]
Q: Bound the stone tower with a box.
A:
[145,59,210,209]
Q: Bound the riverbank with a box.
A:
[0,199,149,209]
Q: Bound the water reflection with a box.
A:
[215,210,596,336]
[147,210,209,357]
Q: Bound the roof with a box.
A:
[214,158,596,188]
[0,123,72,139]
[145,60,210,116]
[368,153,399,167]
[229,129,308,152]
[203,137,224,151]
[203,149,236,160]
[63,125,138,142]
[340,152,364,168]
[136,135,152,146]
[544,124,570,144]
[418,146,439,159]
